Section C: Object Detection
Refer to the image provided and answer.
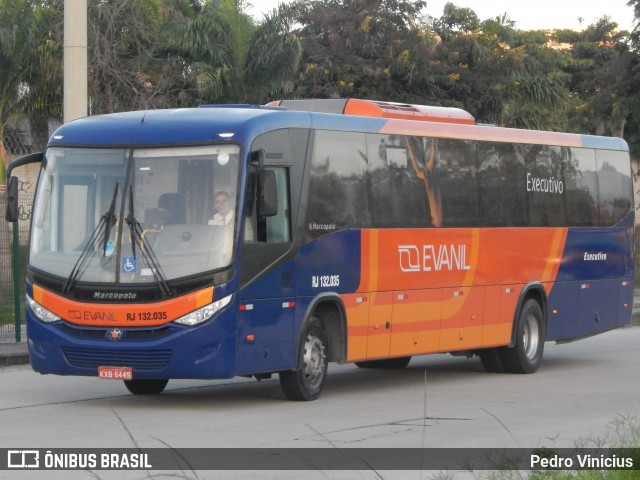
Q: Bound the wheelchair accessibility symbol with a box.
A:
[121,257,137,273]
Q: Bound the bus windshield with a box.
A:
[30,145,241,284]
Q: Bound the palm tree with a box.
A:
[0,0,52,181]
[171,0,302,104]
[19,1,63,148]
[628,0,640,41]
[434,9,569,130]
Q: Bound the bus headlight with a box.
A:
[174,295,232,326]
[27,295,61,323]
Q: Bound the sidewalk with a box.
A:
[0,341,29,366]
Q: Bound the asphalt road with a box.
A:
[1,326,640,480]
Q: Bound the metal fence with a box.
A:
[0,164,37,343]
[2,113,54,343]
[1,112,110,343]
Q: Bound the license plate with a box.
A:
[98,366,133,380]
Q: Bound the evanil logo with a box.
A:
[398,244,471,272]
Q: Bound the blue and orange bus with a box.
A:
[5,98,634,400]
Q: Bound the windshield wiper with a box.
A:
[63,182,119,294]
[103,182,119,255]
[124,185,172,297]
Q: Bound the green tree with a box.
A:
[170,0,302,104]
[89,0,197,113]
[561,17,638,138]
[0,0,51,180]
[293,0,436,102]
[630,0,640,49]
[432,6,569,129]
[433,1,480,38]
[623,0,640,160]
[19,0,63,150]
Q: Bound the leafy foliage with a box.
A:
[1,0,640,166]
[166,0,301,104]
[0,0,60,180]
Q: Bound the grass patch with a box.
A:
[475,415,640,480]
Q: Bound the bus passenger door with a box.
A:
[236,165,295,376]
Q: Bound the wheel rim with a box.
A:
[303,332,326,388]
[523,313,540,360]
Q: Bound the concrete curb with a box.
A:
[0,342,29,366]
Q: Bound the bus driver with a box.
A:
[208,191,234,226]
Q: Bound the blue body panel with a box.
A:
[547,212,635,341]
[28,305,239,379]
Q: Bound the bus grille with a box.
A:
[57,324,174,341]
[62,346,172,370]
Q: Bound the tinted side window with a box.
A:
[476,142,527,226]
[438,139,479,227]
[597,150,632,226]
[367,134,432,228]
[565,148,598,227]
[306,130,370,238]
[524,145,567,227]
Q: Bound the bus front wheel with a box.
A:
[502,299,545,374]
[279,316,328,401]
[124,379,169,395]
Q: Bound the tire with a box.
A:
[355,356,411,369]
[502,298,546,374]
[124,379,169,395]
[279,316,328,401]
[478,348,507,373]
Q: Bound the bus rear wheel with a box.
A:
[502,299,545,374]
[478,348,507,373]
[124,379,169,395]
[279,316,328,401]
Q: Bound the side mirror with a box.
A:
[258,169,278,218]
[4,151,44,223]
[5,176,18,223]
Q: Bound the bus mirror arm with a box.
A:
[5,152,44,223]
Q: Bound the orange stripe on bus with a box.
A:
[32,284,214,327]
[345,227,568,360]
